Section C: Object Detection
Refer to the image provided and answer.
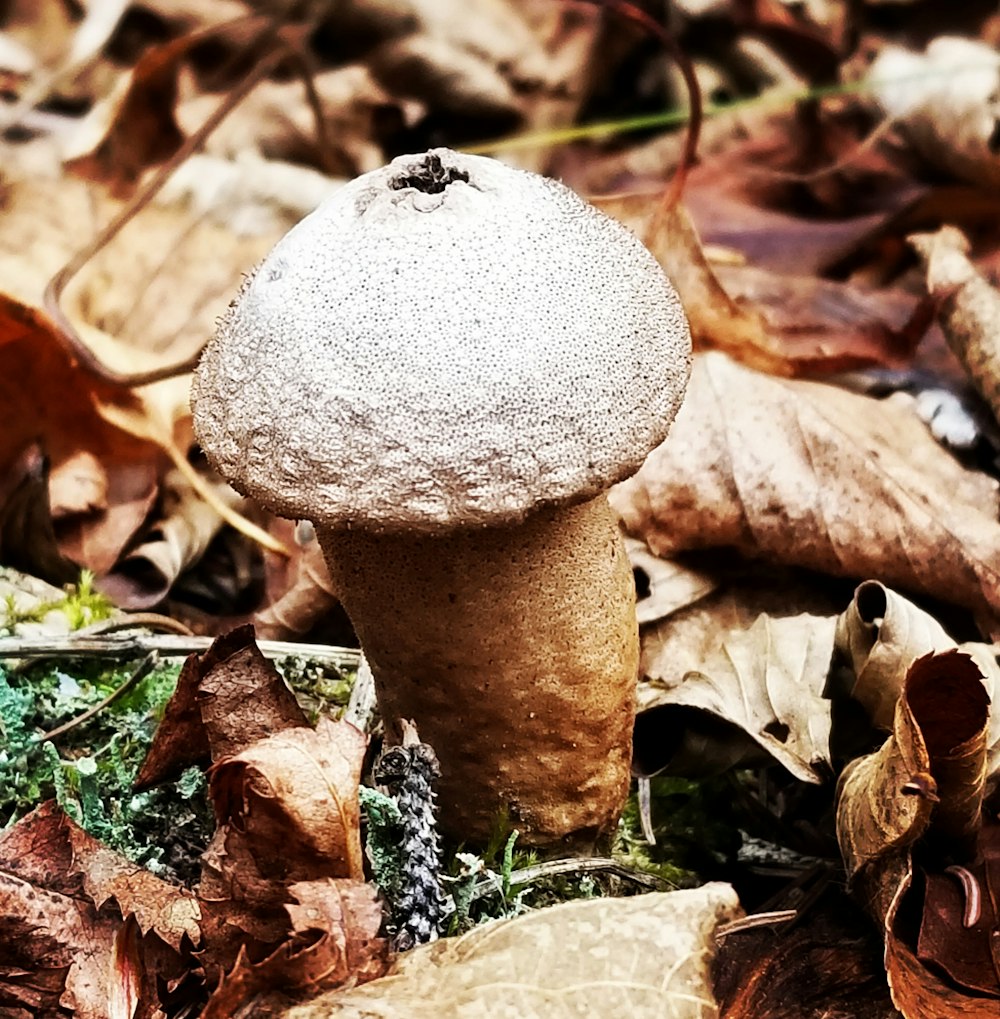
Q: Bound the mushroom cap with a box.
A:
[193,148,691,532]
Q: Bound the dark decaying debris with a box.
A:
[374,719,446,951]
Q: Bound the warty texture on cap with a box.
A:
[193,148,691,531]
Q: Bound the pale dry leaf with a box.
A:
[609,352,1000,621]
[160,152,344,236]
[177,65,395,176]
[909,225,1000,429]
[353,0,552,91]
[503,0,603,174]
[835,580,1000,775]
[47,449,108,518]
[283,884,742,1019]
[871,37,1000,189]
[625,537,717,627]
[642,612,836,783]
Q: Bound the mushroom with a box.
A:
[193,148,691,846]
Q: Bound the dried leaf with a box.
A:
[610,352,1000,621]
[625,537,717,627]
[209,718,367,884]
[871,38,1000,190]
[634,571,846,778]
[201,881,388,1018]
[714,263,925,373]
[0,294,160,575]
[254,535,339,641]
[67,31,195,196]
[918,822,1000,997]
[715,885,897,1019]
[595,196,784,375]
[910,225,1000,429]
[99,466,243,609]
[197,719,369,984]
[0,802,193,1019]
[136,624,307,789]
[836,664,935,881]
[639,612,835,783]
[886,918,1000,1019]
[0,443,80,584]
[179,66,396,176]
[837,651,995,1016]
[835,581,1000,773]
[284,885,742,1019]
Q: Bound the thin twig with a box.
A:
[43,28,282,386]
[715,909,798,939]
[581,0,702,212]
[42,7,329,389]
[77,613,196,637]
[38,650,160,742]
[0,632,361,669]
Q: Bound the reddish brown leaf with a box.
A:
[67,32,197,196]
[209,718,367,884]
[0,802,194,1019]
[918,822,1000,997]
[135,624,307,790]
[0,294,160,577]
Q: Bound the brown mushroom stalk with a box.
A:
[193,148,691,846]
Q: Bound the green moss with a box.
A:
[1,570,114,634]
[615,776,742,886]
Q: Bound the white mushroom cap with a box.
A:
[193,149,691,532]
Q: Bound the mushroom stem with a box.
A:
[317,494,638,846]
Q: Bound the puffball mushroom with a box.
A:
[193,148,691,846]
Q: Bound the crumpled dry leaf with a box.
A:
[639,612,836,784]
[835,580,1000,772]
[714,883,897,1019]
[0,294,160,578]
[136,623,307,789]
[99,466,244,609]
[918,821,1000,997]
[0,443,81,584]
[255,533,339,641]
[837,651,995,1016]
[67,29,195,196]
[197,715,368,986]
[634,569,846,778]
[871,37,1000,190]
[909,225,1000,429]
[0,801,195,1019]
[598,195,923,376]
[284,884,742,1019]
[178,65,399,177]
[201,880,387,1018]
[349,0,552,108]
[209,717,367,884]
[595,196,784,375]
[625,537,717,627]
[609,352,1000,622]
